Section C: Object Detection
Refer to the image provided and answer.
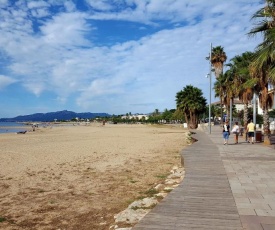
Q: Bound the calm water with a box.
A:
[0,122,30,134]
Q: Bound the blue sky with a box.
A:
[0,0,264,118]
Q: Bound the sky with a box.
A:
[0,0,265,118]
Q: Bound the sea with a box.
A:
[0,122,30,134]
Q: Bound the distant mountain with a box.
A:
[0,110,111,122]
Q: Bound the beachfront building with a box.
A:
[211,98,245,113]
[121,114,149,121]
[257,88,275,115]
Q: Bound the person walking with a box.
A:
[223,120,230,145]
[247,120,256,144]
[231,121,240,144]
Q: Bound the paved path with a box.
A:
[133,125,275,230]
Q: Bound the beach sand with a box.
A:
[0,123,188,230]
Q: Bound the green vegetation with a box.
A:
[144,188,159,197]
[131,203,157,210]
[155,173,169,179]
[176,85,207,129]
[129,178,138,183]
[64,109,185,125]
[211,0,275,142]
[0,217,6,222]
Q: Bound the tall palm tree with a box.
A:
[211,46,227,123]
[248,0,275,139]
[213,71,235,120]
[176,85,207,129]
[153,109,160,116]
[211,46,227,79]
[250,64,274,137]
[224,70,235,119]
[213,74,226,122]
[227,52,255,128]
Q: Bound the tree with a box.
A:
[152,109,160,116]
[211,104,223,120]
[211,46,227,123]
[268,109,275,118]
[227,52,255,128]
[171,109,185,122]
[222,70,235,119]
[248,0,275,139]
[204,104,221,121]
[211,46,227,79]
[213,73,227,120]
[176,85,207,129]
[162,108,173,122]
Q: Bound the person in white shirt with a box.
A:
[231,121,240,144]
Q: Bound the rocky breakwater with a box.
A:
[111,165,185,230]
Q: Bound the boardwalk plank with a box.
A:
[132,130,243,230]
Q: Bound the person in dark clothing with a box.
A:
[223,120,230,145]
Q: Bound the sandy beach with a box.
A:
[0,123,188,230]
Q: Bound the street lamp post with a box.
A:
[230,97,233,129]
[253,92,257,138]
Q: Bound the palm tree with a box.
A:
[211,46,227,123]
[227,52,255,128]
[153,109,160,116]
[213,73,228,122]
[250,64,274,137]
[211,46,227,79]
[224,70,236,118]
[176,85,207,129]
[213,71,237,122]
[248,0,275,139]
[211,104,223,120]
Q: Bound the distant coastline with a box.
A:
[0,110,111,122]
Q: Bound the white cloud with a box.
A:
[31,8,50,18]
[0,0,8,6]
[27,1,49,9]
[64,1,77,12]
[23,81,46,96]
[85,0,263,31]
[0,0,266,116]
[40,12,93,47]
[0,75,17,90]
[85,0,113,11]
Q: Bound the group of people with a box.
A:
[222,120,255,145]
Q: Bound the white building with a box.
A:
[257,88,275,115]
[211,98,246,113]
[121,114,149,120]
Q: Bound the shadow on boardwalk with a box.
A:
[133,125,275,230]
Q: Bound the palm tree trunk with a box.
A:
[189,111,195,129]
[263,108,270,144]
[184,113,189,128]
[193,115,198,129]
[243,103,248,141]
[243,103,248,128]
[220,99,223,125]
[226,105,229,121]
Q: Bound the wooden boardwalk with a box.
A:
[133,130,243,230]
